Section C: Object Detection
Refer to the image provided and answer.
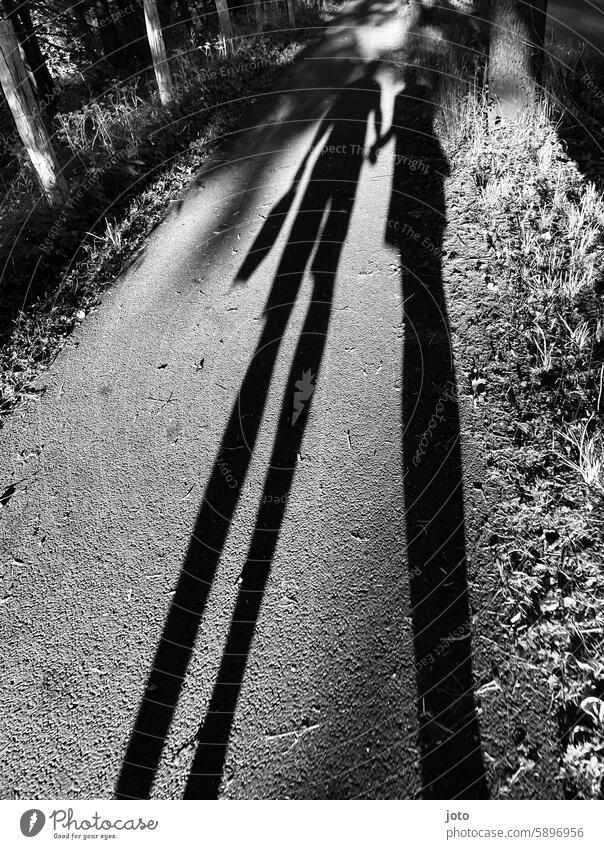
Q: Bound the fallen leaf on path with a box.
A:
[477,680,501,697]
[540,595,559,613]
[581,697,604,726]
[0,484,16,509]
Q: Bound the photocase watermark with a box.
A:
[411,382,460,466]
[415,623,470,675]
[19,807,158,839]
[20,809,46,837]
[386,217,443,257]
[0,81,68,155]
[216,452,238,490]
[305,142,430,174]
[582,72,604,105]
[292,369,316,425]
[239,479,288,504]
[194,54,292,85]
[383,151,430,174]
[38,143,139,255]
[261,493,289,504]
[97,0,141,28]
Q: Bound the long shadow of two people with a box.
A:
[116,61,384,801]
[116,61,487,801]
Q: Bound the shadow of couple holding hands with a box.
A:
[116,59,488,801]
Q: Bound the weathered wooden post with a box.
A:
[214,0,234,48]
[0,16,67,205]
[143,0,175,106]
[286,0,296,29]
[254,0,264,32]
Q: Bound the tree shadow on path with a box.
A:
[115,63,383,800]
[372,77,489,799]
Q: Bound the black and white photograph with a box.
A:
[0,0,603,843]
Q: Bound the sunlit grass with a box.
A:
[433,51,604,797]
[556,416,604,492]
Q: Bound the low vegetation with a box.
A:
[441,46,604,798]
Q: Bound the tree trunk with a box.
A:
[70,0,102,59]
[13,2,55,105]
[489,0,548,119]
[115,0,150,66]
[253,0,263,32]
[0,17,68,205]
[176,0,193,35]
[214,0,233,44]
[3,0,56,112]
[286,0,295,29]
[143,0,175,105]
[94,0,124,66]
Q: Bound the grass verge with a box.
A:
[443,58,604,797]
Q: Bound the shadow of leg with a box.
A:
[184,198,355,799]
[115,204,327,800]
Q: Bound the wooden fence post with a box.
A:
[286,0,295,29]
[254,0,263,32]
[143,0,175,106]
[214,0,233,47]
[0,17,67,205]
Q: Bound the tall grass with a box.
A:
[436,42,604,798]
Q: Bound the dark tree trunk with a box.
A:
[70,0,102,58]
[528,0,548,85]
[489,0,548,118]
[214,0,233,43]
[94,0,125,66]
[176,0,193,35]
[3,0,56,112]
[253,0,263,32]
[158,0,173,30]
[115,0,151,65]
